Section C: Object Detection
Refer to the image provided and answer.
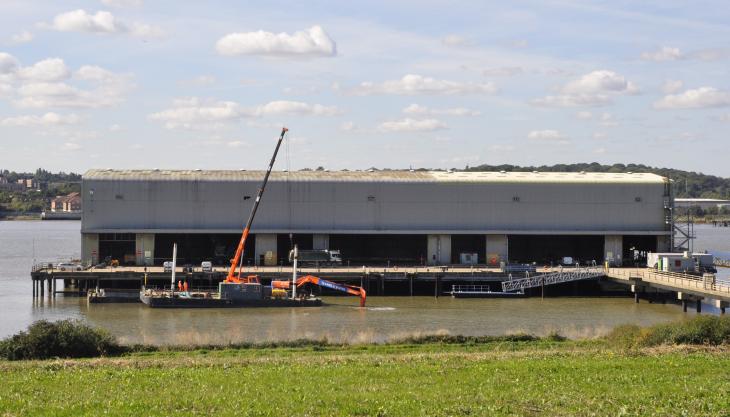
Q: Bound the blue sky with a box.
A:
[1,0,729,175]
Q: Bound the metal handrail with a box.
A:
[451,284,492,293]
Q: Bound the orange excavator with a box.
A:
[272,275,367,307]
[225,127,288,284]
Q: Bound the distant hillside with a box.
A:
[464,163,730,199]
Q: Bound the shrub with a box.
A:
[606,316,730,348]
[0,320,122,361]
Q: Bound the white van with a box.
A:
[201,261,212,273]
[163,261,173,272]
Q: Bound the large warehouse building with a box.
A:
[80,169,672,267]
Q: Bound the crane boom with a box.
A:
[225,127,288,283]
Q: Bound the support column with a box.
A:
[254,234,277,266]
[81,233,99,265]
[135,233,155,266]
[427,235,451,265]
[485,235,508,267]
[714,300,729,314]
[656,235,671,253]
[677,292,703,313]
[604,235,623,267]
[312,234,330,250]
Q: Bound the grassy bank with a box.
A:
[1,318,730,416]
[1,341,729,416]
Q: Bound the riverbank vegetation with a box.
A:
[1,318,730,416]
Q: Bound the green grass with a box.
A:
[2,318,730,416]
[1,341,729,416]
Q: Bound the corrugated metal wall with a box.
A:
[81,175,667,234]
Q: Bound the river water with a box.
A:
[1,221,728,345]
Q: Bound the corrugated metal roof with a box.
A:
[83,169,667,184]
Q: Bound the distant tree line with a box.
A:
[0,169,82,214]
[463,163,730,199]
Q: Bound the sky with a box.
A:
[1,0,729,176]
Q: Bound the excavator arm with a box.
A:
[273,275,367,307]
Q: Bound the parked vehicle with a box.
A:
[163,261,173,272]
[560,256,575,266]
[289,249,343,266]
[57,262,82,271]
[182,264,194,273]
[201,261,212,272]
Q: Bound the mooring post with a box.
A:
[634,292,639,303]
[409,273,413,296]
[380,275,384,295]
[434,274,440,298]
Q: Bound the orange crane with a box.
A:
[225,127,288,284]
[272,275,367,307]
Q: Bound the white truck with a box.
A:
[289,249,342,266]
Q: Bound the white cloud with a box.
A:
[61,142,83,151]
[254,100,341,116]
[599,112,618,127]
[662,79,684,94]
[10,31,33,44]
[109,124,122,131]
[352,74,497,96]
[561,70,639,95]
[226,140,249,148]
[593,132,608,140]
[216,26,336,57]
[0,53,20,74]
[0,112,81,126]
[179,75,216,86]
[18,58,71,82]
[641,46,682,61]
[593,147,607,154]
[441,35,473,47]
[531,70,638,107]
[531,94,611,107]
[402,103,480,116]
[527,129,570,145]
[576,111,592,120]
[101,0,143,7]
[149,98,340,130]
[489,144,516,152]
[44,9,163,37]
[687,48,730,61]
[379,118,447,132]
[482,67,523,77]
[715,114,730,122]
[149,98,244,129]
[654,87,730,109]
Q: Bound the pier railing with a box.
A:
[502,267,605,292]
[450,284,492,294]
[606,268,730,296]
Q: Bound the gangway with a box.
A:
[501,266,605,292]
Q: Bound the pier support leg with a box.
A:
[409,274,413,296]
[682,300,688,312]
[714,300,729,314]
[634,292,639,304]
[434,275,440,298]
[696,299,702,313]
[32,279,36,298]
[40,278,45,297]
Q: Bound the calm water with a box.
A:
[1,221,729,344]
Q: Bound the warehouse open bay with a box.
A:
[2,220,729,344]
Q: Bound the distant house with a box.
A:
[17,178,38,189]
[51,192,82,212]
[0,176,23,191]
